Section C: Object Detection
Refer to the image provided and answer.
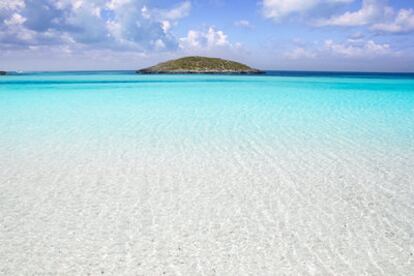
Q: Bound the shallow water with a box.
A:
[1,72,414,275]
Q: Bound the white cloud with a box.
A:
[161,20,172,33]
[181,30,201,48]
[154,39,166,50]
[0,0,25,10]
[234,20,252,28]
[138,1,191,41]
[263,0,414,35]
[106,0,130,10]
[179,27,231,50]
[139,1,191,21]
[0,0,191,52]
[324,39,391,57]
[262,0,354,21]
[4,13,26,25]
[140,5,151,19]
[176,26,246,63]
[316,0,390,26]
[315,0,414,34]
[160,1,191,20]
[371,8,414,33]
[262,0,319,20]
[281,39,392,61]
[284,47,316,59]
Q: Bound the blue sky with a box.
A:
[1,0,414,71]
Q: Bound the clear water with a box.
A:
[1,72,414,275]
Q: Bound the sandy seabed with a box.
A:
[1,135,413,275]
[1,73,414,275]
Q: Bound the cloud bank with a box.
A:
[0,0,191,51]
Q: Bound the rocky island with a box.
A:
[0,71,6,75]
[137,56,263,74]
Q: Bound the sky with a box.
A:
[1,0,414,72]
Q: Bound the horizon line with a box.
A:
[3,69,414,75]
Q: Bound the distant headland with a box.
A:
[0,71,6,75]
[137,56,263,74]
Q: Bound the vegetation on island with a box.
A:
[0,71,6,75]
[137,56,263,74]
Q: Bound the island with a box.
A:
[137,56,263,74]
[0,71,6,75]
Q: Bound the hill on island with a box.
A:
[0,71,6,75]
[137,56,263,74]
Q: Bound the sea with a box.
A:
[1,71,413,275]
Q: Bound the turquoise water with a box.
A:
[2,72,413,149]
[1,72,414,274]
